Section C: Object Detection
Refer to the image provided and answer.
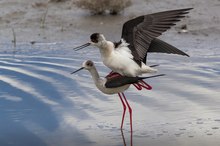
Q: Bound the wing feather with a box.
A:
[105,76,139,88]
[149,38,189,56]
[121,8,192,65]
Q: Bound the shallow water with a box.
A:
[0,40,220,145]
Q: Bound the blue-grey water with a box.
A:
[0,38,219,146]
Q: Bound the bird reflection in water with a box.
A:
[121,129,133,146]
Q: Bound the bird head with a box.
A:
[71,60,95,74]
[82,60,95,70]
[73,33,106,51]
[90,33,106,46]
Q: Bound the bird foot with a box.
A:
[133,80,152,90]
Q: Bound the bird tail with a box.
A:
[139,74,165,80]
[149,64,159,67]
[141,64,158,73]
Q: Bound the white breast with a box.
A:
[98,40,154,77]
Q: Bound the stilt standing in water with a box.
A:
[71,60,165,131]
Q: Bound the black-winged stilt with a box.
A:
[71,60,165,131]
[73,8,192,77]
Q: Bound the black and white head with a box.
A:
[90,33,106,45]
[82,60,95,70]
[73,33,106,51]
[71,60,95,74]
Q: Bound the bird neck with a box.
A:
[98,41,114,58]
[89,67,100,84]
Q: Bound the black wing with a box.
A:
[105,76,139,88]
[121,8,193,66]
[105,74,165,88]
[149,38,189,55]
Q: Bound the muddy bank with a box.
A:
[0,0,219,44]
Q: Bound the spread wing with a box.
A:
[121,8,193,65]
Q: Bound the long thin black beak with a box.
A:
[73,43,91,51]
[71,67,84,74]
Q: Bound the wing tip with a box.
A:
[181,8,193,11]
[185,8,194,11]
[181,49,190,57]
[185,53,190,57]
[180,53,190,57]
[162,7,194,15]
[175,7,194,12]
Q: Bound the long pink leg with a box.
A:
[121,92,133,132]
[118,93,126,129]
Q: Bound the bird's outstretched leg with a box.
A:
[133,80,152,90]
[118,93,126,130]
[140,80,152,90]
[121,92,133,132]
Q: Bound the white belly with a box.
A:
[102,52,142,77]
[99,42,157,77]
